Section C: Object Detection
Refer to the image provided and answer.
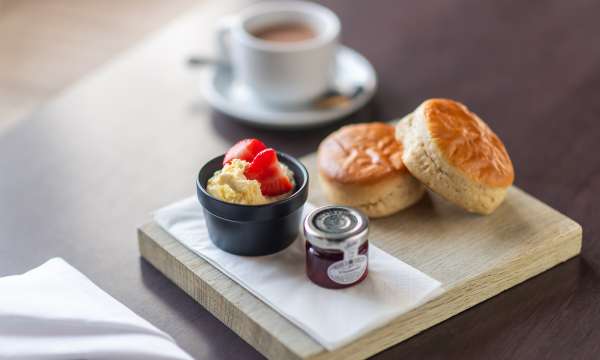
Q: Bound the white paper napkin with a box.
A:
[0,258,192,360]
[154,197,443,351]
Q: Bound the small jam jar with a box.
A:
[303,206,369,289]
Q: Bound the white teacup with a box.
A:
[216,1,340,108]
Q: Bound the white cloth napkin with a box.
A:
[0,258,192,360]
[154,197,443,351]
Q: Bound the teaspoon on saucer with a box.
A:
[195,46,377,129]
[187,56,225,67]
[187,55,363,110]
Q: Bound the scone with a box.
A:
[318,122,425,218]
[395,99,514,214]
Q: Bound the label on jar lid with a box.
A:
[313,208,358,235]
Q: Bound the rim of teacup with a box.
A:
[233,1,340,52]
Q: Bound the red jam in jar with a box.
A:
[304,206,369,289]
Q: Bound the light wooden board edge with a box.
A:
[328,221,582,360]
[138,225,305,360]
[138,218,581,360]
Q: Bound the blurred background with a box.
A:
[0,0,196,129]
[1,1,599,359]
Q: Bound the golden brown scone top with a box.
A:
[318,122,408,184]
[422,99,515,188]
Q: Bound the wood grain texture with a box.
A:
[0,0,197,131]
[138,152,581,360]
[1,0,599,359]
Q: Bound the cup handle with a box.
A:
[215,16,237,65]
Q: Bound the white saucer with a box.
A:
[200,46,377,129]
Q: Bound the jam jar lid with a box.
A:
[303,205,369,250]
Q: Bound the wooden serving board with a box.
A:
[138,153,582,360]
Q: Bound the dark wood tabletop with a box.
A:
[1,0,599,359]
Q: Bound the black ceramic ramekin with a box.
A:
[197,152,309,256]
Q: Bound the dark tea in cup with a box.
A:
[252,22,316,43]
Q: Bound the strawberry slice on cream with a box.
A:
[244,148,294,196]
[223,138,267,165]
[208,139,295,204]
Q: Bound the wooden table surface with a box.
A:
[0,0,196,131]
[1,0,599,359]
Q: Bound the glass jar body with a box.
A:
[305,240,368,289]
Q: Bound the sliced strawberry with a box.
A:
[258,176,294,197]
[244,148,294,196]
[244,148,278,179]
[223,138,267,165]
